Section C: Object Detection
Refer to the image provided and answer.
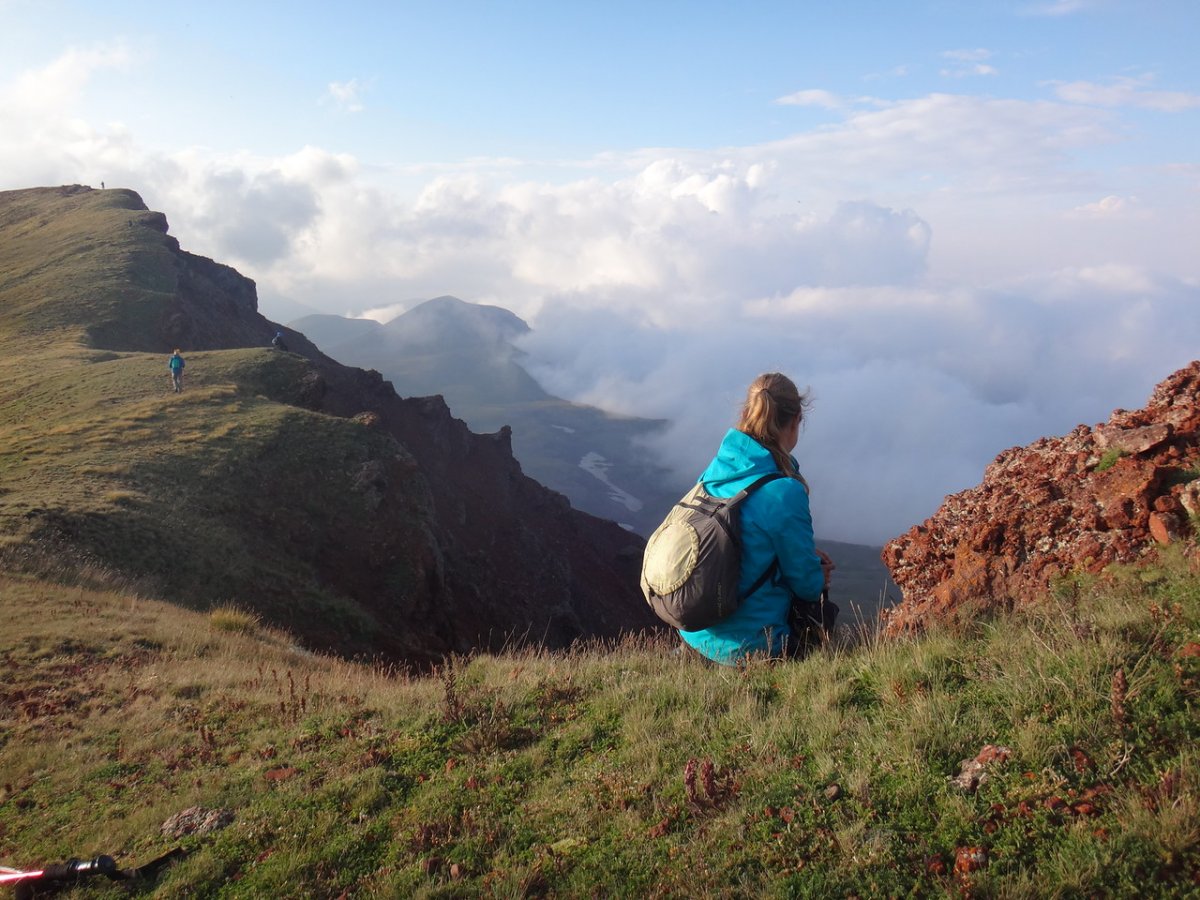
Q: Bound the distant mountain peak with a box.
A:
[395,296,530,345]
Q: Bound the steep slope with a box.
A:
[294,300,684,534]
[0,185,657,662]
[295,303,899,614]
[883,360,1200,633]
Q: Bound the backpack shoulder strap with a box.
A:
[727,471,786,507]
[730,472,787,599]
[745,558,779,600]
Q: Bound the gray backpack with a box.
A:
[640,473,783,631]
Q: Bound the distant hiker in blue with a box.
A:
[168,349,185,393]
[271,331,288,352]
[680,373,836,665]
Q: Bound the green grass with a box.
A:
[1097,448,1130,471]
[0,188,444,658]
[2,547,1198,897]
[0,343,432,653]
[3,186,1197,897]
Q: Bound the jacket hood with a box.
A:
[700,428,795,495]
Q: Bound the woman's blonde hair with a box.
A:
[736,373,810,482]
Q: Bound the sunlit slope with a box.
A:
[0,186,179,359]
[1,346,436,650]
[0,188,437,655]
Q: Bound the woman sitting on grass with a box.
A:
[680,373,836,665]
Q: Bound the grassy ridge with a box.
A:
[0,186,443,654]
[0,343,434,651]
[1,550,1196,897]
[0,187,174,354]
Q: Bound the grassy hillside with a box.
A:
[1,186,671,664]
[2,549,1197,897]
[0,186,177,356]
[0,187,444,656]
[0,340,437,653]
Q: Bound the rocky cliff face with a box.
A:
[883,362,1200,633]
[305,371,655,657]
[148,209,660,659]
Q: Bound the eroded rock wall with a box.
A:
[883,361,1200,633]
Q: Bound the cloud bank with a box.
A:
[2,47,1198,544]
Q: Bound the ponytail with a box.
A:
[736,373,810,487]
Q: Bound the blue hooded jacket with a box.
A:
[679,428,824,664]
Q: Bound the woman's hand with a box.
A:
[816,549,836,588]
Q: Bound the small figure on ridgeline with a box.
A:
[641,372,837,665]
[168,349,185,393]
[271,331,289,352]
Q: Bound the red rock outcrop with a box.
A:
[882,361,1200,633]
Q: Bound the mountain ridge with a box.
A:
[0,185,658,663]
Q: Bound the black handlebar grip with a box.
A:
[38,854,119,880]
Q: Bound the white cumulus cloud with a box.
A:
[0,42,131,113]
[3,47,1198,543]
[0,43,137,188]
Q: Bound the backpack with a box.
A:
[640,473,784,631]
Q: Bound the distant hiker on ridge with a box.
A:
[642,373,836,665]
[168,349,185,393]
[271,331,289,352]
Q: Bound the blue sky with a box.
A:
[5,1,1197,164]
[2,0,1198,542]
